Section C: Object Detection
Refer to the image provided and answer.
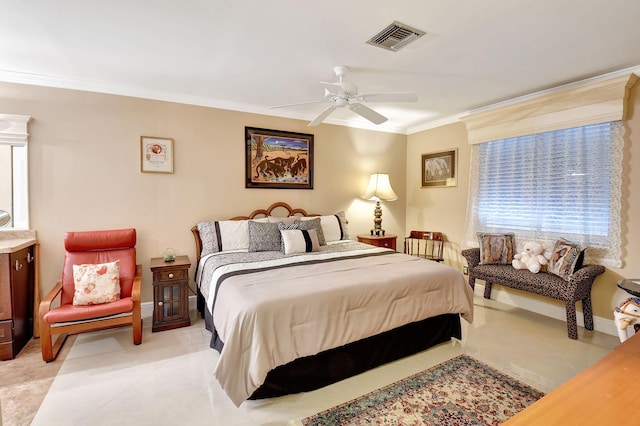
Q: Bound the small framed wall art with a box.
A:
[141,136,174,173]
[421,148,457,187]
[245,127,314,189]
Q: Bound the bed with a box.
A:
[191,202,474,406]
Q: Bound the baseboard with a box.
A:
[141,291,619,337]
[140,295,198,321]
[473,283,618,337]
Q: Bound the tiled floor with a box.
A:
[31,295,619,426]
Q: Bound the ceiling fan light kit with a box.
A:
[269,65,418,127]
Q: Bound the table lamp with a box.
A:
[361,173,398,236]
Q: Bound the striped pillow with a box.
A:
[278,220,325,249]
[280,229,320,254]
[301,212,350,243]
[196,220,252,255]
[294,217,326,245]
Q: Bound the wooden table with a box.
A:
[357,234,397,250]
[504,332,640,424]
[150,255,191,332]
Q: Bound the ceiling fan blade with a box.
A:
[348,103,388,125]
[359,92,417,103]
[308,105,336,126]
[268,100,324,109]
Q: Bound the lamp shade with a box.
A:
[361,173,398,201]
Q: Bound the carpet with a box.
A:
[302,354,545,426]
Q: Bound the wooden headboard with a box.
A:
[190,202,319,264]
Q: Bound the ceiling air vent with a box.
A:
[366,21,426,51]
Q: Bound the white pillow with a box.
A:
[217,220,250,251]
[268,216,297,224]
[73,260,121,306]
[301,212,350,243]
[281,229,320,254]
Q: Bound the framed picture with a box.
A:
[421,149,457,187]
[141,136,174,173]
[245,127,314,189]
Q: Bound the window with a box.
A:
[464,121,623,267]
[0,144,28,229]
[0,114,30,230]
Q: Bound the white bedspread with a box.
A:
[204,246,474,406]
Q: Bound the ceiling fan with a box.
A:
[268,65,417,126]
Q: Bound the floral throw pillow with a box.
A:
[477,232,516,265]
[548,239,585,280]
[73,260,121,305]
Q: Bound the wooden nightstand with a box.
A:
[357,234,397,251]
[150,255,191,332]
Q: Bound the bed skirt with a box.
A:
[203,302,461,400]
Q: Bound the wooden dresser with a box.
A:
[504,331,640,424]
[0,240,36,360]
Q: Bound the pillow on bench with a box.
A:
[477,232,516,265]
[548,238,585,280]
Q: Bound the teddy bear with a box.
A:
[512,241,548,273]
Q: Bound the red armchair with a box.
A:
[39,228,142,362]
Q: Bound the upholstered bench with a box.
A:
[461,247,605,339]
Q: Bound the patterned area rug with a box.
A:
[302,354,544,426]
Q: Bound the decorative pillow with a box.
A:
[301,212,350,243]
[196,221,220,256]
[548,238,586,280]
[294,217,326,245]
[278,222,305,251]
[280,229,320,254]
[248,221,281,252]
[72,260,121,306]
[477,232,516,265]
[217,220,250,251]
[196,220,250,255]
[335,211,351,240]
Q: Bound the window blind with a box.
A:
[464,121,623,267]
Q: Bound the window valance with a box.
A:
[460,72,638,145]
[0,114,30,145]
